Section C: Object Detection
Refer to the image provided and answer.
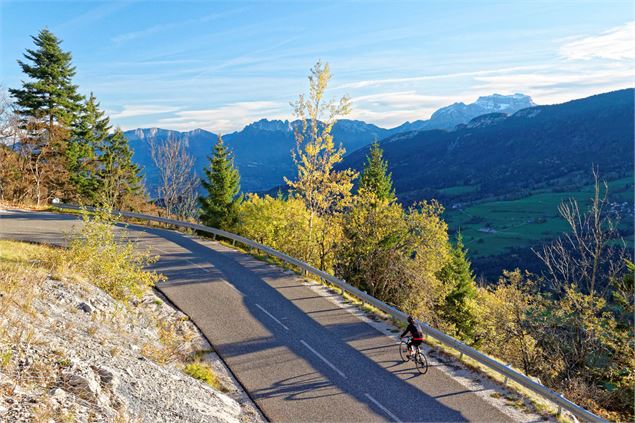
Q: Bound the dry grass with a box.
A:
[0,235,225,421]
[141,320,188,364]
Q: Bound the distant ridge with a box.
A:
[124,92,538,194]
[340,88,634,205]
[388,93,536,133]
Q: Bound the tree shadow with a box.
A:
[5,212,511,422]
[125,224,506,423]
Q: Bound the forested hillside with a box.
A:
[341,89,634,205]
[339,89,634,278]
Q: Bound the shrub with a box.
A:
[183,361,225,391]
[67,210,163,301]
[237,194,316,266]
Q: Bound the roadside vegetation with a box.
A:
[1,27,632,421]
[0,214,231,421]
[202,62,634,421]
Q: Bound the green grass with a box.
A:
[438,185,480,196]
[444,176,634,257]
[183,361,226,392]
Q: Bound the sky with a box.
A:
[1,0,634,133]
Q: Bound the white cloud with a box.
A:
[473,63,634,104]
[335,66,549,90]
[109,105,181,119]
[154,101,290,133]
[560,21,635,61]
[108,22,635,132]
[56,2,128,31]
[350,92,462,128]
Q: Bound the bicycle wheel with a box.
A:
[415,351,429,374]
[399,340,410,362]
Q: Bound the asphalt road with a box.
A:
[0,209,515,423]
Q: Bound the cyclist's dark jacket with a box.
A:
[401,322,424,341]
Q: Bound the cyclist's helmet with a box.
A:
[407,316,414,324]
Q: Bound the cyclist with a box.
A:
[400,316,424,360]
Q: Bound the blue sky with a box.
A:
[1,0,634,132]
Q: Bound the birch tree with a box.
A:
[284,61,357,268]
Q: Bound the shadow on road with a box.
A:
[132,225,479,423]
[2,212,511,423]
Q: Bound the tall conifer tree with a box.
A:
[68,93,111,203]
[9,28,83,204]
[98,128,142,209]
[439,233,478,342]
[10,28,83,134]
[199,136,242,229]
[359,141,395,202]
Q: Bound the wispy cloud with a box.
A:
[112,8,246,44]
[473,63,634,104]
[151,101,289,133]
[335,65,549,90]
[110,105,181,119]
[350,92,461,128]
[55,2,129,31]
[559,21,635,61]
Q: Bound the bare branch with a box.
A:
[150,136,200,219]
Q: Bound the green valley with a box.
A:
[444,175,633,260]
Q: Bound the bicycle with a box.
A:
[399,336,429,374]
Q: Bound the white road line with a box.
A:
[256,304,289,330]
[223,280,241,293]
[300,340,347,379]
[153,247,211,274]
[184,258,212,273]
[364,393,402,423]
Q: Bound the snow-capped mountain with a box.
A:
[124,93,537,194]
[389,93,536,133]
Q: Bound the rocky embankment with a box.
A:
[0,263,264,422]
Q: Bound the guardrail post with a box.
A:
[503,364,512,386]
[557,394,565,417]
[232,239,236,246]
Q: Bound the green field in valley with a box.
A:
[443,176,634,258]
[438,185,481,196]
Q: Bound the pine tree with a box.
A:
[199,136,242,229]
[359,141,395,202]
[68,93,111,203]
[98,128,143,210]
[439,233,478,342]
[9,28,83,205]
[10,28,83,134]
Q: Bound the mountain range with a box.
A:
[340,88,634,205]
[123,88,634,280]
[124,93,536,194]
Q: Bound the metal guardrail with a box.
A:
[58,203,605,423]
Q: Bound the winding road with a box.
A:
[0,209,521,423]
